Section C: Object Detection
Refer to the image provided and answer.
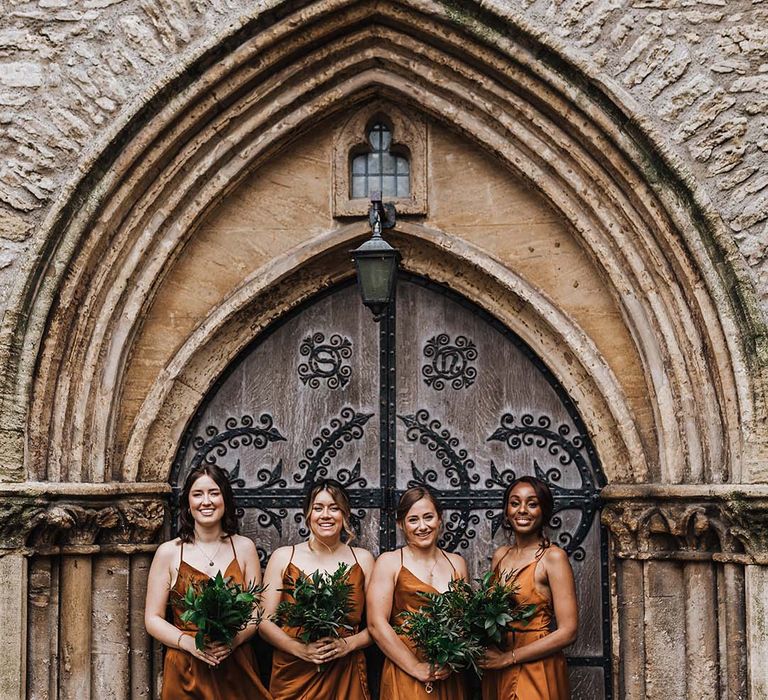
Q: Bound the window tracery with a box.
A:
[333,102,426,216]
[350,122,411,199]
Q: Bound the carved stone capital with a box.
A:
[721,491,768,556]
[0,498,46,549]
[102,500,166,545]
[600,484,768,562]
[0,484,169,552]
[61,505,120,545]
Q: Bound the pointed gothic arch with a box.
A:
[0,1,764,698]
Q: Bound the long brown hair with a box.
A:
[302,479,356,543]
[502,475,553,548]
[396,486,443,523]
[178,464,239,543]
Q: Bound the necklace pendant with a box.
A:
[209,561,214,566]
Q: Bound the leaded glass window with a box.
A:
[351,123,410,198]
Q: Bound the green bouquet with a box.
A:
[273,562,354,670]
[177,572,265,652]
[396,583,485,675]
[456,570,538,648]
[396,570,537,680]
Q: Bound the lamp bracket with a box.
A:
[368,192,397,233]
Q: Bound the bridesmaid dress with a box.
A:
[379,548,468,700]
[481,546,570,700]
[162,537,272,700]
[269,545,370,700]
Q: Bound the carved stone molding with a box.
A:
[0,488,167,553]
[601,484,768,563]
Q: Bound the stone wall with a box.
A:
[1,0,767,319]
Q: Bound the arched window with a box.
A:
[350,122,410,198]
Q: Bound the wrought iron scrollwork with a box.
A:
[422,333,478,390]
[336,458,368,489]
[399,409,599,559]
[487,413,593,489]
[298,332,353,389]
[295,407,374,485]
[189,413,286,469]
[398,410,480,490]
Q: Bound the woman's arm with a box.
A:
[144,541,219,666]
[225,536,263,651]
[317,547,376,660]
[366,551,449,684]
[480,547,578,670]
[448,551,469,581]
[257,546,331,665]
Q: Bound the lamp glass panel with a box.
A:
[356,255,396,303]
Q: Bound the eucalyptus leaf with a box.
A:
[395,570,538,677]
[273,562,355,671]
[173,574,266,652]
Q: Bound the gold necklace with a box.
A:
[194,538,222,567]
[407,545,440,581]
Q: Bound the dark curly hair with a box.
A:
[178,464,239,543]
[502,476,553,548]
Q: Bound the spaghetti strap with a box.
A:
[399,547,404,566]
[179,540,184,568]
[349,545,359,566]
[228,535,238,566]
[287,544,296,567]
[494,546,513,573]
[440,548,456,572]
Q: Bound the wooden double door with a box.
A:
[172,274,611,698]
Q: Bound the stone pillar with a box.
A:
[60,554,94,700]
[683,561,718,699]
[130,553,154,700]
[27,555,60,700]
[746,565,768,700]
[602,484,768,700]
[0,553,27,700]
[616,558,645,699]
[92,553,130,699]
[0,487,166,700]
[645,560,686,699]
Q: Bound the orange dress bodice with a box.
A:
[161,540,272,700]
[269,554,370,700]
[481,549,571,700]
[379,551,468,700]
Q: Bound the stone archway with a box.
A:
[1,1,766,698]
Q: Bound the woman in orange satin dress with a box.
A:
[368,487,469,700]
[259,479,375,700]
[145,464,272,700]
[479,476,577,700]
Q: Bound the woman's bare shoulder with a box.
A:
[154,538,181,559]
[351,546,376,567]
[541,544,571,569]
[373,549,401,570]
[269,544,294,563]
[231,533,257,554]
[445,550,467,569]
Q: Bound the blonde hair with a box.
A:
[303,479,356,544]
